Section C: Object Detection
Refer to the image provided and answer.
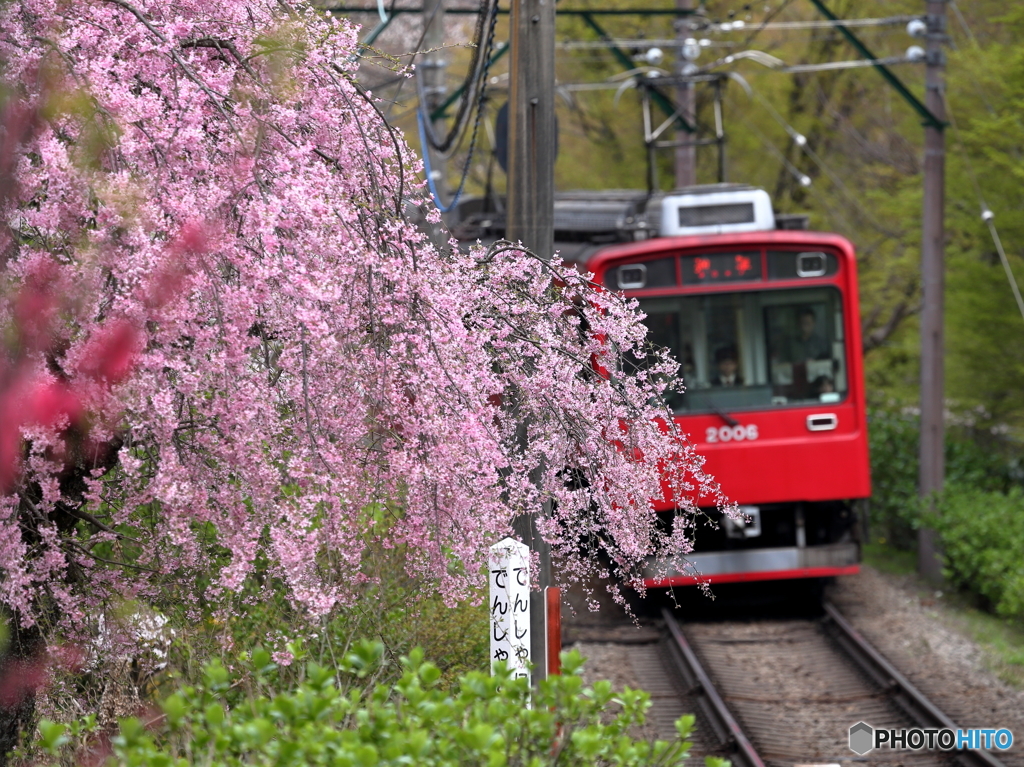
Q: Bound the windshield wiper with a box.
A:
[710,403,740,427]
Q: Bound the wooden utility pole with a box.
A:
[674,0,696,188]
[422,0,448,197]
[507,0,555,680]
[917,0,947,583]
[506,0,555,258]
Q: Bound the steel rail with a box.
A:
[821,601,1006,767]
[661,609,766,767]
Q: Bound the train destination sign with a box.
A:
[682,251,762,284]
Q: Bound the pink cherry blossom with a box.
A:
[0,0,726,636]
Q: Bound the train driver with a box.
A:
[711,345,743,387]
[792,306,831,362]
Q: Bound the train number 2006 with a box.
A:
[705,424,759,443]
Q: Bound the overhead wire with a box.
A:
[382,0,445,120]
[553,15,919,50]
[943,92,1024,325]
[701,14,919,32]
[948,1,978,49]
[416,0,500,156]
[365,4,942,223]
[359,0,496,211]
[417,0,499,211]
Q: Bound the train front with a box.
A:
[587,187,871,588]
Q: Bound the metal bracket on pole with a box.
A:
[640,73,726,190]
[579,13,695,134]
[808,0,946,130]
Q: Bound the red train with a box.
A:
[454,184,871,587]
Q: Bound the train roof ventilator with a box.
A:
[659,186,775,237]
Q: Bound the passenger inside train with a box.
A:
[711,345,742,387]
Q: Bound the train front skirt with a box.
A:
[643,542,859,587]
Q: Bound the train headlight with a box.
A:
[724,506,761,539]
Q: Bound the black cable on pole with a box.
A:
[416,0,499,157]
[418,5,499,211]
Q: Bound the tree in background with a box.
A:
[941,5,1024,423]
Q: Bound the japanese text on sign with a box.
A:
[488,537,530,683]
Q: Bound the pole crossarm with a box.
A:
[808,0,945,130]
[579,13,695,133]
[643,82,709,142]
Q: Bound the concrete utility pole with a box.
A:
[506,0,555,680]
[917,0,947,583]
[674,0,696,188]
[421,0,448,198]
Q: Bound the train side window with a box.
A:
[768,250,838,280]
[619,297,693,411]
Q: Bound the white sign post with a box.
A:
[489,537,531,683]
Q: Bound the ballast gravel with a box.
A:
[827,567,1024,767]
[562,566,1024,766]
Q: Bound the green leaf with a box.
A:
[162,693,187,727]
[204,703,225,727]
[38,720,69,754]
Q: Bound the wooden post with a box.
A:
[507,0,556,680]
[546,586,561,675]
[917,0,947,583]
[674,0,696,188]
[506,0,555,258]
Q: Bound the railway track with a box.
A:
[658,602,1011,767]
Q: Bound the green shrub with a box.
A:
[932,486,1024,618]
[40,642,720,767]
[159,542,490,698]
[867,407,1019,550]
[867,408,922,549]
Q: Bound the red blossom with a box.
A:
[24,381,83,429]
[0,657,46,708]
[78,321,139,385]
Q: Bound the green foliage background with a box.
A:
[932,487,1024,619]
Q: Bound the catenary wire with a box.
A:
[418,1,498,211]
[416,0,499,156]
[382,0,445,120]
[943,92,1024,325]
[744,120,858,235]
[735,77,900,238]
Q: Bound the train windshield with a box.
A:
[636,287,848,412]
